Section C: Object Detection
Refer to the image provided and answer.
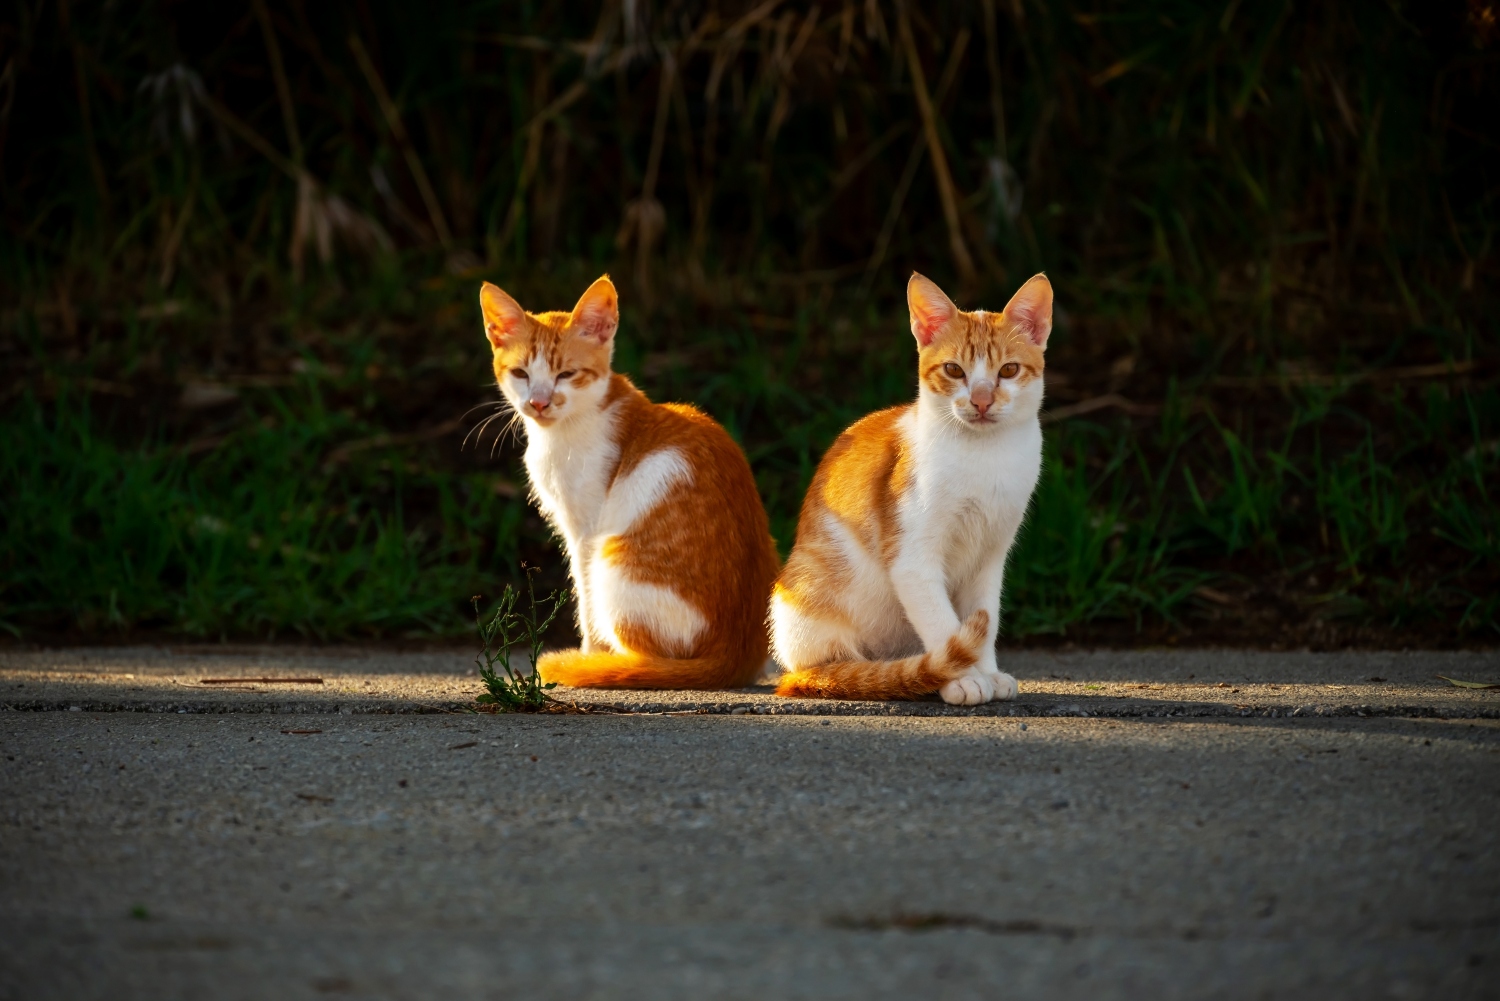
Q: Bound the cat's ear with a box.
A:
[570,275,619,345]
[1003,273,1054,349]
[479,282,526,349]
[907,272,959,347]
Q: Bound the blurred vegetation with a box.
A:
[1,0,1496,644]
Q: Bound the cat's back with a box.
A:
[608,376,751,487]
[604,374,774,549]
[797,403,913,547]
[598,375,777,610]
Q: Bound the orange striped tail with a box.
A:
[537,649,758,690]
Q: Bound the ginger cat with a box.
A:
[480,275,779,689]
[770,272,1052,704]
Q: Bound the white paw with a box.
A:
[939,676,987,705]
[990,671,1019,701]
[939,671,1018,705]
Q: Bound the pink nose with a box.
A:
[529,394,552,413]
[971,382,995,415]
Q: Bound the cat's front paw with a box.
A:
[939,676,988,705]
[988,671,1018,701]
[939,671,1018,705]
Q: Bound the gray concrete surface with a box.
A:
[2,648,1499,999]
[4,645,1499,718]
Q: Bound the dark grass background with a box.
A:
[1,0,1496,646]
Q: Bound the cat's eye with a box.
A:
[943,362,965,380]
[509,368,528,381]
[999,362,1020,379]
[556,370,577,381]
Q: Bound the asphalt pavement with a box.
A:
[1,646,1497,1000]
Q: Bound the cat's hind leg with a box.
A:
[768,585,862,673]
[587,549,708,657]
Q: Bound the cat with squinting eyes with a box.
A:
[770,272,1053,705]
[478,276,780,690]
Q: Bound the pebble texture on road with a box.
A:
[2,705,1497,999]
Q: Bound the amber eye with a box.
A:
[943,362,965,380]
[509,368,528,381]
[556,370,577,381]
[999,362,1020,379]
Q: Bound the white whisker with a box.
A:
[504,411,526,446]
[464,406,512,451]
[491,410,526,457]
[459,401,505,420]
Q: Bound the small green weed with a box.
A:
[472,569,570,713]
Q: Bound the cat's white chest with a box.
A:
[523,414,619,549]
[910,416,1042,556]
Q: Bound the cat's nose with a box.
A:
[529,391,553,413]
[971,380,995,415]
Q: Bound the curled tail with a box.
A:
[775,610,989,701]
[538,649,758,690]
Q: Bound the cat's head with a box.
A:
[479,276,618,428]
[907,272,1051,430]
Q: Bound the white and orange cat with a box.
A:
[480,275,780,689]
[770,272,1052,704]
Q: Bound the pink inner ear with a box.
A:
[911,302,954,347]
[481,284,526,348]
[1010,307,1037,341]
[575,300,617,343]
[907,274,958,347]
[485,321,512,348]
[1008,290,1053,346]
[914,315,944,346]
[485,308,523,347]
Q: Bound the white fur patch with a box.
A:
[770,589,859,669]
[770,508,920,669]
[819,510,878,587]
[522,396,620,649]
[589,556,706,656]
[525,423,697,655]
[822,513,906,640]
[598,447,692,537]
[524,404,619,545]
